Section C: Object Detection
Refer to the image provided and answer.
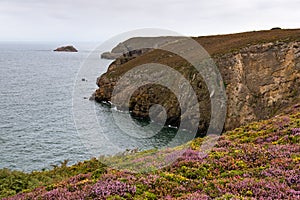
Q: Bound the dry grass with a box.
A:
[194,28,300,55]
[105,29,300,78]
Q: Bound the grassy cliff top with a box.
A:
[103,28,300,78]
[194,28,300,55]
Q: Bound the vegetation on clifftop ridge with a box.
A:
[1,104,299,199]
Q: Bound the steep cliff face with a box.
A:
[217,41,300,130]
[95,32,300,134]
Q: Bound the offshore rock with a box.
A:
[54,45,78,52]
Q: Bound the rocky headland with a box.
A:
[101,37,185,60]
[95,29,300,135]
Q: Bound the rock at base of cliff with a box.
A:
[54,45,78,52]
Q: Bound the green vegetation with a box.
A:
[1,104,300,199]
[0,159,106,198]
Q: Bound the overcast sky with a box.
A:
[0,0,299,42]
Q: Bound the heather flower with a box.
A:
[292,127,300,135]
[90,179,136,198]
[220,178,297,199]
[179,191,211,200]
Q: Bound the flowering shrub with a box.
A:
[2,104,300,199]
[220,178,299,199]
[292,127,300,135]
[91,179,136,199]
[178,191,211,200]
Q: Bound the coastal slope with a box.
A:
[95,29,300,134]
[2,103,299,199]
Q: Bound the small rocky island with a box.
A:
[54,45,78,52]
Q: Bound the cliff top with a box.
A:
[103,29,300,78]
[194,28,300,55]
[110,28,300,56]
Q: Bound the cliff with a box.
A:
[95,29,300,134]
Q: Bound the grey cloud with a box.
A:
[0,0,299,41]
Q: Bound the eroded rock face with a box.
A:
[95,41,300,134]
[218,41,300,130]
